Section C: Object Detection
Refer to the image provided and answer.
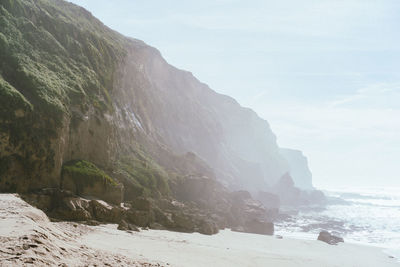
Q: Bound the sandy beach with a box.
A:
[83,225,399,267]
[0,194,398,267]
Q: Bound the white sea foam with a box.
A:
[275,187,400,256]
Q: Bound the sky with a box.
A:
[69,0,400,188]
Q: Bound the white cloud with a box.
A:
[330,82,400,108]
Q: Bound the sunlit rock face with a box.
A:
[279,148,314,190]
[116,42,289,192]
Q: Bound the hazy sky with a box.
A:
[69,0,400,188]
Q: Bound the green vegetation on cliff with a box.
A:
[0,77,32,117]
[0,0,127,121]
[0,0,130,192]
[62,160,118,188]
[61,160,123,204]
[116,152,170,198]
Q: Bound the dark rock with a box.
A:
[130,197,152,211]
[153,208,175,228]
[89,200,121,223]
[117,220,129,231]
[118,220,140,232]
[231,226,245,233]
[244,219,274,235]
[317,231,344,245]
[231,219,274,236]
[229,190,269,227]
[150,223,166,230]
[85,220,100,226]
[128,224,140,232]
[126,210,154,227]
[172,212,195,232]
[51,197,92,221]
[198,220,219,235]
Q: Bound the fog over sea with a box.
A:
[274,186,400,259]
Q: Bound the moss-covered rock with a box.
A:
[61,160,123,205]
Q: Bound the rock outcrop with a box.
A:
[0,194,160,266]
[317,231,344,245]
[61,160,123,205]
[270,173,326,207]
[279,148,314,190]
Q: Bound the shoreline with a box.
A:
[275,229,400,263]
[81,224,399,267]
[1,194,399,267]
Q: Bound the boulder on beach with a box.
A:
[317,231,344,245]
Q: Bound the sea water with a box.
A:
[274,187,400,258]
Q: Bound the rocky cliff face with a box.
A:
[279,148,314,190]
[0,0,319,234]
[0,0,293,194]
[114,40,289,192]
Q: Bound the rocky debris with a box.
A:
[118,220,140,232]
[232,219,274,236]
[22,181,276,237]
[52,197,92,221]
[317,231,344,245]
[89,199,122,223]
[229,191,272,229]
[0,194,161,266]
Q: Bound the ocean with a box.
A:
[274,187,400,259]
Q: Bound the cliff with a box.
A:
[0,0,291,194]
[0,0,318,233]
